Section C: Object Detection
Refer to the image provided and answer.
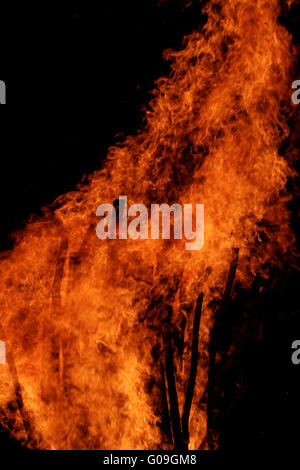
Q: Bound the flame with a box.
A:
[0,0,298,450]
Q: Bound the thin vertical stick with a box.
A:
[41,238,68,401]
[181,293,204,447]
[223,248,239,302]
[164,330,185,449]
[206,248,239,449]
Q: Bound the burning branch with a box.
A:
[223,248,239,303]
[181,292,204,447]
[41,238,68,402]
[163,293,204,449]
[163,329,184,449]
[205,248,239,449]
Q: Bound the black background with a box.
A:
[0,0,300,453]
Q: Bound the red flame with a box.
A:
[0,0,299,450]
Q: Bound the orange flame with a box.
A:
[0,0,298,450]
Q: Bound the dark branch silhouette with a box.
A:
[164,330,185,449]
[181,292,204,446]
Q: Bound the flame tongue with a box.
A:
[0,0,298,450]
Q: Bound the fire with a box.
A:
[0,0,298,450]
